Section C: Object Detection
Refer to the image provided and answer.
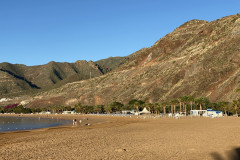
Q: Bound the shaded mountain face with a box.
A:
[0,57,128,97]
[2,14,240,107]
[95,56,129,74]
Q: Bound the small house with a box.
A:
[190,109,223,118]
[62,111,76,114]
[190,110,207,116]
[205,109,223,118]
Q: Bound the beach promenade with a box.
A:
[1,115,240,160]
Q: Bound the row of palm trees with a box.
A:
[72,96,240,115]
[117,96,239,115]
[3,96,240,115]
[144,96,234,115]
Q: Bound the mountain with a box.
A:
[0,57,128,97]
[2,14,240,107]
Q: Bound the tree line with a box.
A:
[1,96,240,115]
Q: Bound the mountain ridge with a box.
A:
[0,56,128,97]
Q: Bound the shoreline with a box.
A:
[0,113,146,134]
[0,114,116,134]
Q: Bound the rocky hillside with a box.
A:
[0,56,128,96]
[2,14,240,107]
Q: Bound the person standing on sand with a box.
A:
[73,119,77,126]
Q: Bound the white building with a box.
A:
[190,109,223,118]
[190,110,207,116]
[0,98,11,102]
[205,109,223,118]
[39,111,52,114]
[62,111,76,114]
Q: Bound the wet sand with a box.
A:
[1,115,240,160]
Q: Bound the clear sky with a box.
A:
[0,0,239,66]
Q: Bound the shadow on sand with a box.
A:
[211,147,240,160]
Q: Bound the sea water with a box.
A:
[0,116,71,132]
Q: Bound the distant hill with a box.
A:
[0,56,128,97]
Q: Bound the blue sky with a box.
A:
[0,0,239,66]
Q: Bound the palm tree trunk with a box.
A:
[185,105,187,115]
[179,102,182,113]
[183,103,186,115]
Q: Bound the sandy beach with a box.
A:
[1,115,240,160]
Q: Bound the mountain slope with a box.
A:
[28,14,240,107]
[0,56,128,96]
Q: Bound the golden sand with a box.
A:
[1,115,240,160]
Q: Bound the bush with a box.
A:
[5,105,32,114]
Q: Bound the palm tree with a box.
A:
[51,105,58,114]
[195,97,210,110]
[232,100,240,116]
[177,98,182,113]
[194,97,210,116]
[187,96,194,111]
[94,105,104,114]
[56,105,64,113]
[170,103,174,114]
[104,104,112,114]
[153,103,160,115]
[128,99,144,113]
[161,101,168,115]
[111,102,124,112]
[171,99,178,114]
[169,101,173,114]
[179,96,188,115]
[181,96,189,115]
[182,96,195,115]
[218,101,229,116]
[195,98,202,110]
[59,105,65,113]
